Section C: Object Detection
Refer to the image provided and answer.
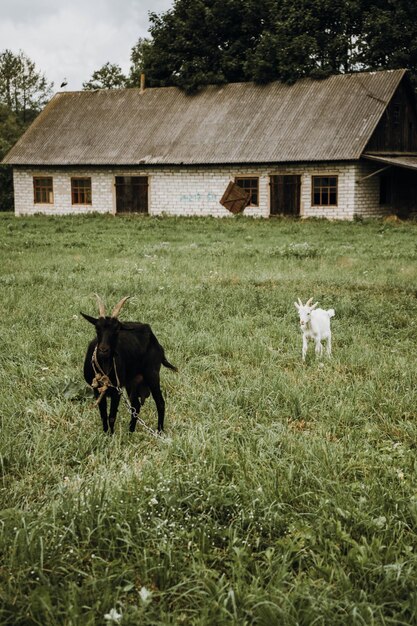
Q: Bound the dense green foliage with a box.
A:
[140,0,417,90]
[0,103,23,212]
[82,63,129,91]
[0,49,53,211]
[1,214,416,625]
[83,0,417,91]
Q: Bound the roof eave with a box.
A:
[4,156,360,168]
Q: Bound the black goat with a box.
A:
[81,295,177,434]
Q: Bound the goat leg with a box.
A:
[147,375,165,433]
[326,335,332,357]
[94,390,109,432]
[302,335,308,361]
[128,376,150,433]
[128,397,142,433]
[108,391,121,435]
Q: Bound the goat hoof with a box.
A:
[129,421,137,433]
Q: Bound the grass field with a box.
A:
[0,213,416,625]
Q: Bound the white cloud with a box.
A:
[0,0,173,91]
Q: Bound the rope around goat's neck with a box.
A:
[91,346,121,406]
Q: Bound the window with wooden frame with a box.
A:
[235,177,259,206]
[33,177,54,204]
[71,177,92,205]
[312,176,338,206]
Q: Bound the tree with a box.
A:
[127,38,152,88]
[358,0,417,82]
[245,0,363,84]
[139,0,417,90]
[0,104,24,211]
[0,49,53,123]
[83,62,128,90]
[142,0,274,91]
[0,49,53,210]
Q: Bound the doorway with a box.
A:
[115,176,148,213]
[270,175,301,216]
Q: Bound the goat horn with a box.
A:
[94,293,106,318]
[297,298,303,306]
[111,296,130,318]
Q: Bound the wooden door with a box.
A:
[270,175,301,216]
[220,181,250,214]
[115,176,148,213]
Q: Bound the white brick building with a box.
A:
[4,70,417,219]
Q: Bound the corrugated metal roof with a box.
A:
[362,153,417,172]
[2,69,407,166]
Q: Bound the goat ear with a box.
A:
[80,312,98,325]
[311,302,319,310]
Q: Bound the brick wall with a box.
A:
[301,163,356,219]
[150,167,268,218]
[353,161,392,218]
[13,162,390,219]
[13,168,113,216]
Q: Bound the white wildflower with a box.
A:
[104,608,122,623]
[139,586,152,605]
[373,516,387,529]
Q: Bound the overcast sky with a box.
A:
[0,0,174,91]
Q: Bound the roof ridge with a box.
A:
[53,68,408,97]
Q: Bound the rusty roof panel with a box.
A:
[2,69,407,166]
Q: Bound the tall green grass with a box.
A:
[0,213,416,625]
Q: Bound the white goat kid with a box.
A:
[294,298,335,361]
